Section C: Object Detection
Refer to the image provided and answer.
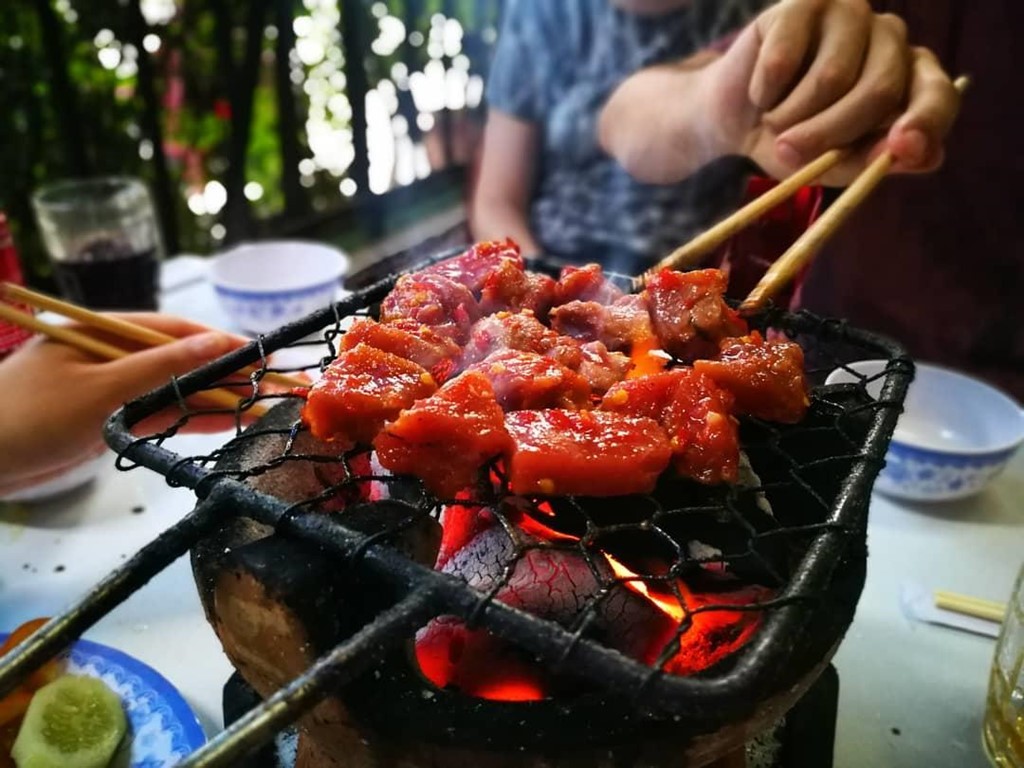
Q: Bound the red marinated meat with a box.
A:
[645,269,747,361]
[342,318,460,382]
[461,311,584,370]
[479,260,557,319]
[421,239,523,294]
[374,372,513,498]
[380,273,480,344]
[554,263,625,306]
[662,371,740,484]
[550,294,656,352]
[577,341,631,395]
[601,369,740,484]
[467,350,591,410]
[302,343,437,444]
[504,409,672,496]
[694,332,810,424]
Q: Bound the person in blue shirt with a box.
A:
[472,0,959,271]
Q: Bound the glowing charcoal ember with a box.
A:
[302,343,438,444]
[603,554,772,673]
[420,238,524,294]
[374,372,513,498]
[645,269,747,362]
[417,526,675,695]
[435,503,497,570]
[341,318,460,382]
[554,263,625,306]
[549,294,655,352]
[601,369,740,485]
[504,409,672,496]
[460,311,584,370]
[577,341,632,395]
[659,584,774,675]
[415,617,548,701]
[467,350,591,411]
[479,259,557,319]
[694,332,811,424]
[379,273,480,344]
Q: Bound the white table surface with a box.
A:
[1,258,1021,764]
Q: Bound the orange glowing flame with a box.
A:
[516,511,580,543]
[603,553,687,623]
[627,337,669,380]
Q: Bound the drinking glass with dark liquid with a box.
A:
[32,177,162,310]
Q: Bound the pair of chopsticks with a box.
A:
[934,589,1007,624]
[637,75,971,311]
[0,282,308,416]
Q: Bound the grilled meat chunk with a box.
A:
[504,409,671,497]
[302,343,437,444]
[602,369,740,484]
[645,269,747,361]
[468,350,591,411]
[694,332,810,424]
[374,372,512,498]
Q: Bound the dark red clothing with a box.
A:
[799,1,1024,400]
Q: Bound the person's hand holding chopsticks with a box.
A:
[599,0,961,186]
[0,314,245,496]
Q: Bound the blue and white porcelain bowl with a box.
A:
[827,361,1024,502]
[210,241,348,334]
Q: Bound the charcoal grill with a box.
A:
[0,248,913,767]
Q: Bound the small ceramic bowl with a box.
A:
[210,241,348,334]
[826,361,1024,502]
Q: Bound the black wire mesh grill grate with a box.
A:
[0,249,913,766]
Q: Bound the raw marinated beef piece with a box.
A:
[374,372,513,498]
[645,269,747,361]
[468,350,590,411]
[479,259,557,319]
[461,311,583,370]
[550,294,655,351]
[380,273,480,344]
[342,318,460,382]
[602,369,740,484]
[577,342,631,395]
[694,332,810,424]
[504,409,671,497]
[421,239,523,294]
[302,343,437,444]
[554,263,625,306]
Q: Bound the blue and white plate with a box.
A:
[0,633,207,767]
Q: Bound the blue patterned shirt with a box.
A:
[486,0,767,270]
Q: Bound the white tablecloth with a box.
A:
[0,258,1020,764]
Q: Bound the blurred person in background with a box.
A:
[0,315,244,497]
[472,0,960,273]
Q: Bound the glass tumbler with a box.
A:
[984,563,1024,766]
[32,177,163,310]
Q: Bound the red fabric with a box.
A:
[713,178,825,310]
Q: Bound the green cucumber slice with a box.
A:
[10,675,127,768]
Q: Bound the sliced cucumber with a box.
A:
[10,676,126,768]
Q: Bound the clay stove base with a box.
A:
[223,664,839,768]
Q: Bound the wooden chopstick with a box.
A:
[1,283,308,390]
[740,75,971,313]
[934,589,1006,624]
[634,148,848,288]
[0,301,268,416]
